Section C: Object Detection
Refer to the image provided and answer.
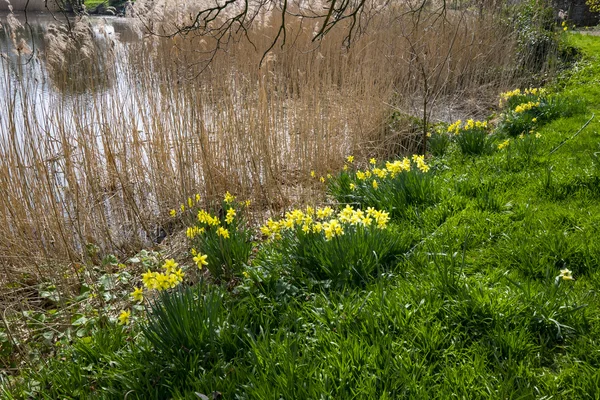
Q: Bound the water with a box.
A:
[0,12,153,255]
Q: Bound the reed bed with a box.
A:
[0,4,549,277]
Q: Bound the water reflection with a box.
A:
[0,12,138,97]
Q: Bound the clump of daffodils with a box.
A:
[447,119,488,136]
[141,259,185,292]
[514,101,540,114]
[260,204,390,241]
[351,154,430,182]
[185,192,249,241]
[498,139,511,150]
[499,87,546,108]
[185,191,254,280]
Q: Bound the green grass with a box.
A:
[3,33,600,399]
[84,0,107,8]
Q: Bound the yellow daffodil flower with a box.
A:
[226,208,236,224]
[217,227,230,239]
[194,253,208,268]
[163,259,178,273]
[118,310,131,325]
[131,287,143,303]
[224,191,235,204]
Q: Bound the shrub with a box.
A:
[511,0,559,72]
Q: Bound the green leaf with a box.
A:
[98,274,116,290]
[42,331,54,341]
[72,315,89,326]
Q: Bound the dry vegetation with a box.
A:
[0,3,545,278]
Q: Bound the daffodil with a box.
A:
[225,208,236,224]
[172,268,185,282]
[346,155,354,163]
[118,310,131,325]
[312,222,323,233]
[155,273,171,290]
[168,273,181,288]
[217,227,230,239]
[142,270,157,289]
[559,268,574,280]
[169,209,177,217]
[131,287,143,303]
[194,253,208,269]
[316,206,334,219]
[163,259,178,273]
[224,191,235,204]
[498,139,510,150]
[260,225,271,236]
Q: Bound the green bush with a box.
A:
[510,0,559,72]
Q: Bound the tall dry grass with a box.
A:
[0,4,544,278]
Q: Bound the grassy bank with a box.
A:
[1,31,599,399]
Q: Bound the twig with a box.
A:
[549,113,595,155]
